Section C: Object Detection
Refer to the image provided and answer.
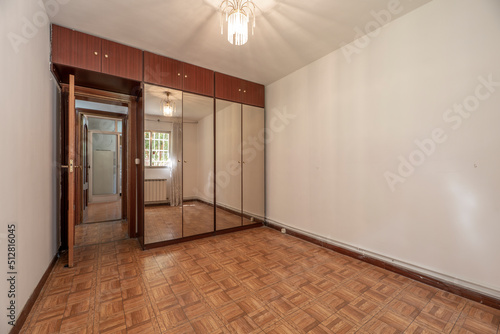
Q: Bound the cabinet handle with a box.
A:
[184,160,187,163]
[104,54,109,58]
[94,51,98,56]
[238,89,241,92]
[177,73,181,76]
[185,75,188,78]
[244,90,247,93]
[238,161,241,164]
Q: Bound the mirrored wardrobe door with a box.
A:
[216,99,243,230]
[242,105,265,225]
[183,93,215,237]
[143,84,183,244]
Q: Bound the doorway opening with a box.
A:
[75,101,129,246]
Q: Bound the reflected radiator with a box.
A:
[145,179,168,203]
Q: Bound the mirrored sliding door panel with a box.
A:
[242,105,265,224]
[183,93,215,237]
[216,100,242,230]
[144,84,183,244]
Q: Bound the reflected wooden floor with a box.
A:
[75,220,128,246]
[85,200,122,223]
[145,201,255,244]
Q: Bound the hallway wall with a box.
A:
[0,1,59,331]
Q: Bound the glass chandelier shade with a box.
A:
[220,0,256,46]
[162,92,175,117]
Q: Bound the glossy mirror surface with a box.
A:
[182,93,215,237]
[242,105,265,224]
[216,99,243,230]
[144,84,183,244]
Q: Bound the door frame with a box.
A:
[60,84,141,252]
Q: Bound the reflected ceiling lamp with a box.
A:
[162,92,175,116]
[219,0,256,46]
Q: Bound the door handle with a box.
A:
[61,159,75,172]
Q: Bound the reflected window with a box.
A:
[144,131,170,167]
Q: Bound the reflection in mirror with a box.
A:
[183,93,214,237]
[216,100,243,230]
[242,105,265,225]
[143,84,183,244]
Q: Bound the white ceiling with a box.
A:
[45,0,432,85]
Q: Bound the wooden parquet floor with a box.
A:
[21,228,500,333]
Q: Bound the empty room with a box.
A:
[1,0,499,333]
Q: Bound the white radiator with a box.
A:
[145,179,168,203]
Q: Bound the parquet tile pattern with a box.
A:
[76,220,128,246]
[145,202,254,244]
[21,228,500,333]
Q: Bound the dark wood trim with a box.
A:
[61,83,132,105]
[9,254,58,334]
[265,222,500,310]
[67,74,76,268]
[76,108,127,120]
[143,223,262,250]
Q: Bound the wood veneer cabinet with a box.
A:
[144,52,215,96]
[52,25,101,72]
[51,25,143,81]
[183,63,214,97]
[215,73,265,108]
[101,40,143,81]
[143,51,183,90]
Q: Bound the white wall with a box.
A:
[0,1,58,331]
[266,0,500,297]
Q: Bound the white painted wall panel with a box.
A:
[266,0,500,296]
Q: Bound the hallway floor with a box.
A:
[75,220,128,246]
[21,228,500,333]
[85,200,122,224]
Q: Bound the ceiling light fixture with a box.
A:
[219,0,256,46]
[162,92,175,117]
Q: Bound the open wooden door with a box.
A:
[65,75,76,267]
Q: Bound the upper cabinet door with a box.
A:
[144,52,183,89]
[215,73,242,102]
[183,63,214,97]
[215,73,265,107]
[101,40,143,81]
[241,81,265,108]
[52,25,101,72]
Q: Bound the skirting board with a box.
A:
[265,219,500,310]
[9,253,59,334]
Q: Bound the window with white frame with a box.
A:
[144,131,170,167]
